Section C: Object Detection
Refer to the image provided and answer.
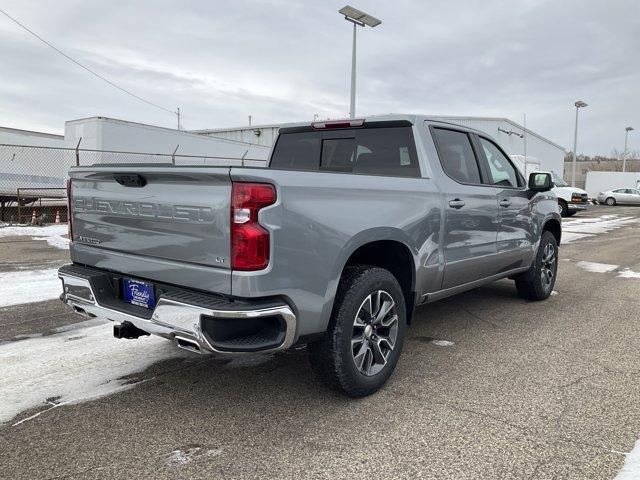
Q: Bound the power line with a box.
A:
[0,8,178,117]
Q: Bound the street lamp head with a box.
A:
[626,126,634,132]
[339,5,381,27]
[575,100,588,108]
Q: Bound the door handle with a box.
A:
[499,199,511,208]
[448,199,465,209]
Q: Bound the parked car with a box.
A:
[597,188,640,205]
[58,115,561,397]
[551,174,590,217]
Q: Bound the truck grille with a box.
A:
[571,193,588,204]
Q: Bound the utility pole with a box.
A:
[176,107,181,130]
[571,101,588,187]
[523,113,528,177]
[349,21,357,118]
[623,126,634,172]
[248,115,252,126]
[339,6,381,119]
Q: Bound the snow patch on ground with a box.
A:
[615,440,640,480]
[562,215,639,244]
[573,262,640,279]
[0,268,62,307]
[576,261,619,273]
[0,224,69,250]
[164,447,222,467]
[562,215,640,243]
[0,320,187,424]
[431,340,455,347]
[618,269,640,279]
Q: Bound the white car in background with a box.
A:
[597,188,640,206]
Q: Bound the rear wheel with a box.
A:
[515,231,558,301]
[308,265,406,397]
[605,197,616,206]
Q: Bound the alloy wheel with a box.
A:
[351,290,399,376]
[540,243,556,289]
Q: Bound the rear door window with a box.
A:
[432,128,482,184]
[353,127,420,177]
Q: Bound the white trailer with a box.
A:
[585,171,640,198]
[64,117,270,160]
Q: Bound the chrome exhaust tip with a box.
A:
[175,336,202,353]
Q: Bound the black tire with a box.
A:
[558,200,568,217]
[515,231,558,301]
[308,265,407,397]
[605,197,616,206]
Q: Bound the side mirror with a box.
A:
[528,172,553,192]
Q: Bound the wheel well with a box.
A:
[344,240,415,324]
[543,219,561,246]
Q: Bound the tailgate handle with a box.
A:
[114,173,147,188]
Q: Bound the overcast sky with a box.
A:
[1,0,639,156]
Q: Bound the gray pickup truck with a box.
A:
[59,114,561,397]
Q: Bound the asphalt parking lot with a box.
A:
[1,205,639,479]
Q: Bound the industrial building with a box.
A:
[1,114,568,203]
[197,116,568,177]
[0,125,64,147]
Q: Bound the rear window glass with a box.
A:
[432,128,481,184]
[270,127,420,177]
[268,132,320,171]
[321,138,356,172]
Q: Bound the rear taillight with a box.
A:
[66,179,73,242]
[231,182,276,271]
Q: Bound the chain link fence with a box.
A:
[0,143,267,224]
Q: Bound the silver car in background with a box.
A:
[597,188,640,206]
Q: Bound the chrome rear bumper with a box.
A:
[58,266,296,354]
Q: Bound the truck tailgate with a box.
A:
[69,166,232,292]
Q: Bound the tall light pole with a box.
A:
[571,100,588,187]
[339,6,381,119]
[623,126,634,172]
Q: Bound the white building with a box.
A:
[0,126,64,147]
[197,116,567,178]
[65,117,270,160]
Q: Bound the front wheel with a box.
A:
[308,265,406,397]
[558,200,569,217]
[515,231,558,301]
[605,197,616,206]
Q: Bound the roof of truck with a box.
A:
[277,114,490,136]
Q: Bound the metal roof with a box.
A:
[190,114,565,151]
[0,125,63,139]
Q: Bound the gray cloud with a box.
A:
[1,0,638,155]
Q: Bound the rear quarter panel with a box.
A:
[229,168,442,337]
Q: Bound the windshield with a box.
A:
[552,173,569,187]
